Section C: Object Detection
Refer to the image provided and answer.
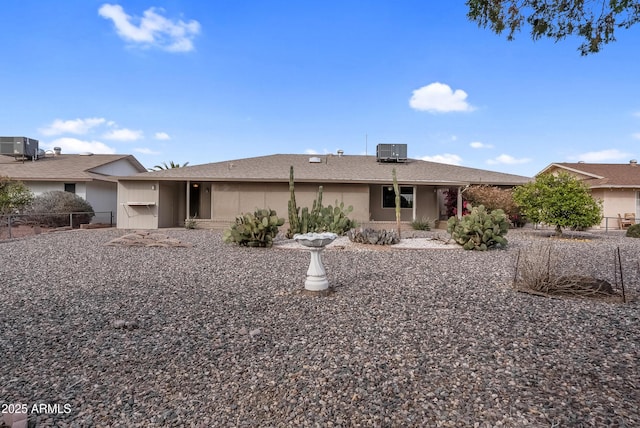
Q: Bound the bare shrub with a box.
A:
[27,191,94,228]
[514,242,616,298]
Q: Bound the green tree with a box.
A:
[149,161,190,171]
[467,0,640,55]
[0,176,33,215]
[513,172,602,235]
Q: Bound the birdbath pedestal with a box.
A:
[293,232,337,292]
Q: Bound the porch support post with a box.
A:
[412,186,417,221]
[186,181,191,219]
[457,187,463,220]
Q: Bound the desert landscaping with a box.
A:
[1,227,639,427]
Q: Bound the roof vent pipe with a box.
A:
[53,147,61,156]
[337,149,344,157]
[631,159,638,166]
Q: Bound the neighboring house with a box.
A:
[116,149,531,230]
[538,160,640,229]
[0,151,147,223]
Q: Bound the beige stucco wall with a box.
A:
[211,182,369,225]
[416,185,438,221]
[594,188,638,228]
[158,182,184,227]
[117,181,159,229]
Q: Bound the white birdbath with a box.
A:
[293,232,337,292]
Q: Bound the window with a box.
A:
[64,183,76,194]
[382,186,413,208]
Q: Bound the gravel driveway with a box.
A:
[1,228,639,427]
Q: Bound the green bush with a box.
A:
[0,176,33,215]
[411,217,432,231]
[625,224,640,238]
[223,208,284,247]
[447,205,509,250]
[28,191,94,227]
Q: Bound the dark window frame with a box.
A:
[64,183,76,194]
[382,186,413,209]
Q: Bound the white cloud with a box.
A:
[154,132,171,140]
[568,149,632,162]
[420,153,463,165]
[43,138,116,154]
[470,141,493,149]
[633,111,640,118]
[98,4,201,52]
[102,128,143,141]
[632,133,640,140]
[134,147,161,155]
[487,154,531,165]
[39,118,106,136]
[304,149,319,155]
[409,82,475,113]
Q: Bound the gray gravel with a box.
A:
[1,228,639,427]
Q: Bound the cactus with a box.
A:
[392,168,401,239]
[287,166,299,237]
[223,208,285,247]
[286,167,356,237]
[447,205,509,250]
[347,227,399,245]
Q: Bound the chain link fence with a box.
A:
[0,211,114,239]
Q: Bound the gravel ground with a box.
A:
[1,228,639,427]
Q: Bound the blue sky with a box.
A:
[2,1,639,176]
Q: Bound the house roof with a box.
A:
[0,154,147,182]
[122,154,531,186]
[538,162,640,188]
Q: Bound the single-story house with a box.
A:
[116,149,531,230]
[0,150,147,223]
[538,160,640,229]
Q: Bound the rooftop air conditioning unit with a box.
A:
[0,136,40,160]
[376,144,407,163]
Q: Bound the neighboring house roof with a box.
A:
[538,161,640,188]
[0,154,147,182]
[120,154,531,186]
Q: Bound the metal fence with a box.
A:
[602,216,638,233]
[0,211,114,239]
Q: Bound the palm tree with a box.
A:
[149,161,190,171]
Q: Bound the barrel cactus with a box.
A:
[447,205,509,250]
[223,208,285,247]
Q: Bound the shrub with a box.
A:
[464,185,522,226]
[447,205,509,250]
[513,172,602,235]
[347,228,399,245]
[1,176,34,215]
[28,191,94,227]
[411,216,432,231]
[223,208,284,247]
[444,187,470,218]
[625,223,640,238]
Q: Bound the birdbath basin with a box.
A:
[294,232,337,292]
